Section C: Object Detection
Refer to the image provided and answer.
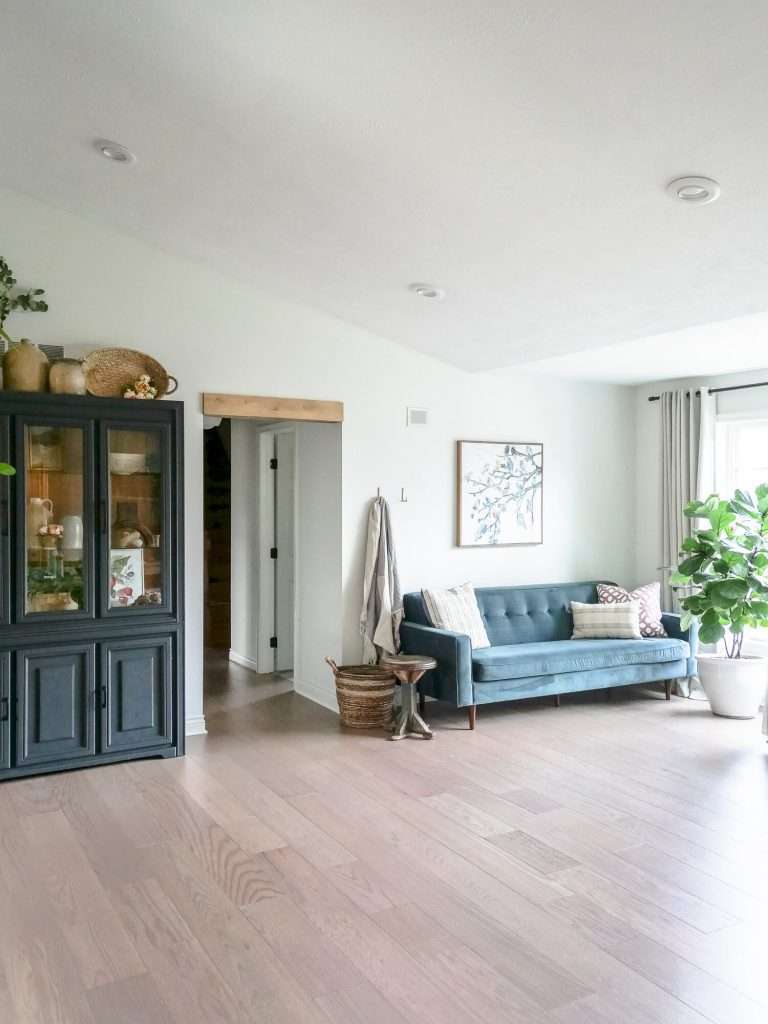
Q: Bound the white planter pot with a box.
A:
[697,654,767,719]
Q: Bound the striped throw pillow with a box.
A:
[422,582,490,649]
[570,600,642,639]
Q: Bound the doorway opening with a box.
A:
[202,404,342,723]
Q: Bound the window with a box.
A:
[715,416,768,651]
[716,417,768,496]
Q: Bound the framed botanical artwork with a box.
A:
[109,548,145,607]
[457,440,543,547]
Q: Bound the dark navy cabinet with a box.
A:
[0,391,184,780]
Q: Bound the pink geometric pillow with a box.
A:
[597,582,667,638]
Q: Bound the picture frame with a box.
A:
[456,440,543,547]
[109,548,145,607]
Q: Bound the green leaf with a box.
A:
[699,621,725,645]
[707,501,736,534]
[679,610,694,630]
[677,555,707,576]
[710,578,749,600]
[756,484,768,514]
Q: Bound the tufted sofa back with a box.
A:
[403,582,607,646]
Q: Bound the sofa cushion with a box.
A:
[471,638,690,683]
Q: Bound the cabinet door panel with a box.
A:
[0,651,10,770]
[16,645,96,767]
[101,636,173,752]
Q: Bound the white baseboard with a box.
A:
[293,677,339,714]
[185,715,208,736]
[228,649,260,672]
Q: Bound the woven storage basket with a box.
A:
[325,658,396,729]
[82,348,178,398]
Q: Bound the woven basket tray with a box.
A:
[82,348,178,398]
[326,658,396,729]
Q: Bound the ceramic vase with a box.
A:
[49,358,86,395]
[3,339,49,392]
[697,653,767,719]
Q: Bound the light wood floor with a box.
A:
[1,670,767,1024]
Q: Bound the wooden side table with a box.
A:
[380,654,437,740]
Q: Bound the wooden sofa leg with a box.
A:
[664,680,672,701]
[553,694,560,707]
[468,705,477,730]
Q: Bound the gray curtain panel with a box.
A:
[660,388,714,696]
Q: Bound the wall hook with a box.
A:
[400,488,408,503]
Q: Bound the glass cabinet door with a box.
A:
[104,425,171,614]
[22,421,91,617]
[0,417,9,626]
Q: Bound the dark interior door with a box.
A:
[101,635,173,752]
[16,644,96,766]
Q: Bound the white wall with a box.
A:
[634,368,768,591]
[294,422,343,708]
[0,186,638,728]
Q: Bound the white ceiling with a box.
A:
[517,311,768,384]
[2,1,768,374]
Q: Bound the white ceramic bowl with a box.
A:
[109,452,145,475]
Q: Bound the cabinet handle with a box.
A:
[100,686,107,709]
[0,696,8,722]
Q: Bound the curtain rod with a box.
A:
[647,380,768,402]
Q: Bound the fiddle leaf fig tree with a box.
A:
[0,256,48,348]
[671,487,768,658]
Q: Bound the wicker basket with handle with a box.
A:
[82,348,178,398]
[325,658,396,729]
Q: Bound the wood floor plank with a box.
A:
[86,974,177,1024]
[489,829,582,876]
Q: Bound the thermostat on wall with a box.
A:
[407,407,428,426]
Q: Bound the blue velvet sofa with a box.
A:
[400,581,698,729]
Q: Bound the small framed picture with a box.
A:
[110,549,145,607]
[457,440,543,547]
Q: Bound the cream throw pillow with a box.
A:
[571,600,642,639]
[422,582,490,649]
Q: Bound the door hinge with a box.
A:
[270,636,278,649]
[270,547,278,559]
[269,457,278,469]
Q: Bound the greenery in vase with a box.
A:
[27,566,84,608]
[671,487,768,657]
[0,256,48,348]
[0,462,14,476]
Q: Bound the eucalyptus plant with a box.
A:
[0,256,48,348]
[671,487,768,657]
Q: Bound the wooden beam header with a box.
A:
[202,392,344,423]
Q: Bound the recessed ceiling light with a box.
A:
[666,176,720,205]
[409,282,445,300]
[94,139,136,164]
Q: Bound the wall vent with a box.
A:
[407,407,428,426]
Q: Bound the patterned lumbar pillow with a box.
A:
[422,582,490,649]
[597,582,667,638]
[570,600,642,639]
